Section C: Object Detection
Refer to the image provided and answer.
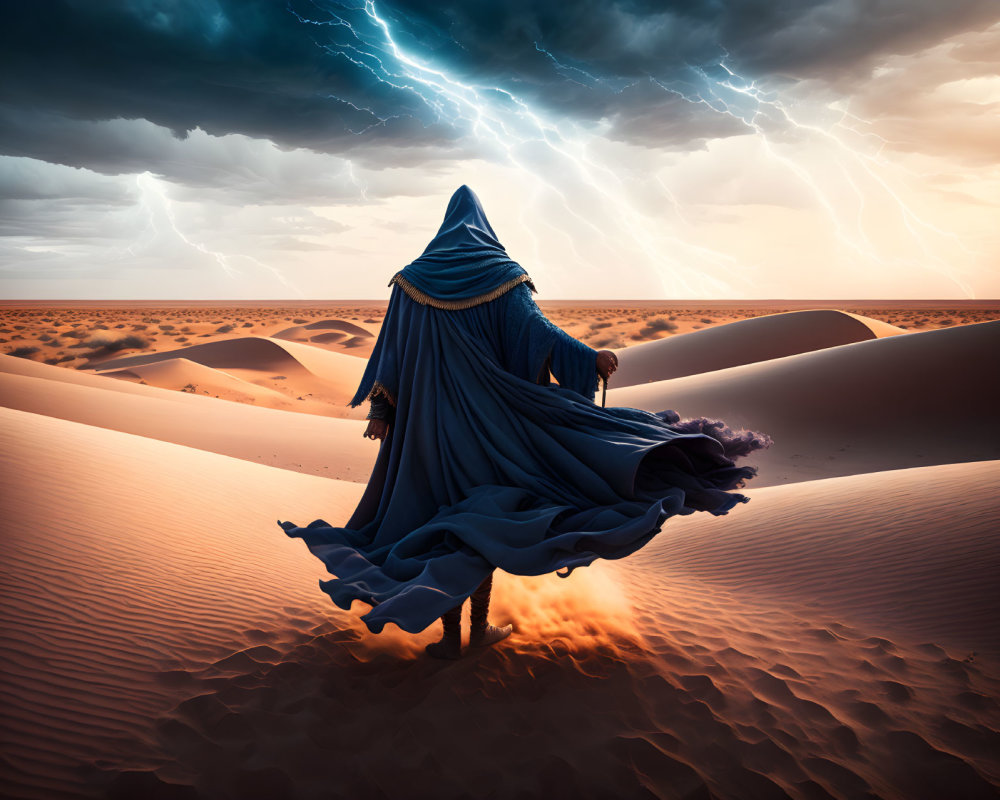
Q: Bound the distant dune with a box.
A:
[97,356,292,404]
[273,318,375,340]
[86,336,369,418]
[88,334,365,382]
[610,320,1000,486]
[612,309,906,386]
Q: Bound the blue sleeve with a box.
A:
[501,284,599,402]
[549,325,600,402]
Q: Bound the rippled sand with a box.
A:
[1,300,998,798]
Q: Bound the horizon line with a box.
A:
[1,298,997,304]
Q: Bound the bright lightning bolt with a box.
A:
[291,0,737,296]
[289,0,978,298]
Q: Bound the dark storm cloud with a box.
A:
[1,0,998,175]
[0,0,459,160]
[399,0,1000,84]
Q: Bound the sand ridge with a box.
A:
[0,356,377,481]
[611,308,905,387]
[88,335,370,419]
[610,319,1000,487]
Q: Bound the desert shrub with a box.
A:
[6,346,39,358]
[84,334,150,353]
[640,318,678,337]
[216,324,234,333]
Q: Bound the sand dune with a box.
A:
[272,320,377,359]
[611,319,1000,487]
[2,405,997,799]
[0,406,365,799]
[612,309,906,387]
[271,324,325,342]
[98,356,293,405]
[303,319,373,336]
[273,319,374,341]
[90,334,365,383]
[309,330,348,344]
[627,460,1000,658]
[1,348,199,399]
[82,335,369,418]
[0,355,377,481]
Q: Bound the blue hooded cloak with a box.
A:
[278,185,771,635]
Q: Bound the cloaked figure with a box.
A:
[278,185,772,659]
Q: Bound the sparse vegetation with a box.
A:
[638,318,678,338]
[83,334,150,355]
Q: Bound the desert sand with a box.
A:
[1,299,999,799]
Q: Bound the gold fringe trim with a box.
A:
[388,272,535,310]
[365,380,396,407]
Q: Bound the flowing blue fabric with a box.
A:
[279,187,772,635]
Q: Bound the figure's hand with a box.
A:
[596,350,618,381]
[364,419,388,441]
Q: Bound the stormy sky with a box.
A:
[1,0,998,299]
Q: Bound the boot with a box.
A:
[425,602,463,660]
[469,572,513,648]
